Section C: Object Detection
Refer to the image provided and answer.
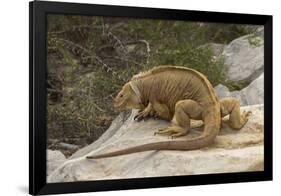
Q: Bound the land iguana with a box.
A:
[86,65,251,159]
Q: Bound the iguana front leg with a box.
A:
[134,102,155,121]
[220,97,251,129]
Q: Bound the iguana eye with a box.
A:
[120,94,123,98]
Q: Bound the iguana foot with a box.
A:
[242,110,252,119]
[239,110,252,126]
[220,98,252,129]
[134,103,155,121]
[134,110,155,121]
[154,126,188,138]
[226,110,252,129]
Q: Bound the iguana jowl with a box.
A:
[87,65,250,159]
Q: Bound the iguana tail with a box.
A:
[86,107,221,159]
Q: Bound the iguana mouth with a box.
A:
[113,99,127,111]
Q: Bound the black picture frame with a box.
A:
[29,1,273,195]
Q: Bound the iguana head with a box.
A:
[113,82,143,111]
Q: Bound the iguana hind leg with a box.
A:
[155,99,202,138]
[220,97,251,129]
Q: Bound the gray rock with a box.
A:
[241,73,264,105]
[47,150,66,176]
[222,34,264,83]
[48,105,264,182]
[69,111,132,159]
[255,26,264,37]
[198,43,226,60]
[58,142,79,151]
[215,73,264,106]
[214,84,231,98]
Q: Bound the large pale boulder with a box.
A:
[214,84,232,98]
[241,73,264,105]
[255,26,264,37]
[215,73,264,106]
[198,43,226,60]
[48,104,264,183]
[222,34,264,83]
[47,150,66,176]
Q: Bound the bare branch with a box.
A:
[102,55,143,66]
[107,31,128,54]
[49,37,126,82]
[139,39,151,66]
[48,24,102,36]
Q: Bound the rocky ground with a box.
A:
[48,104,264,182]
